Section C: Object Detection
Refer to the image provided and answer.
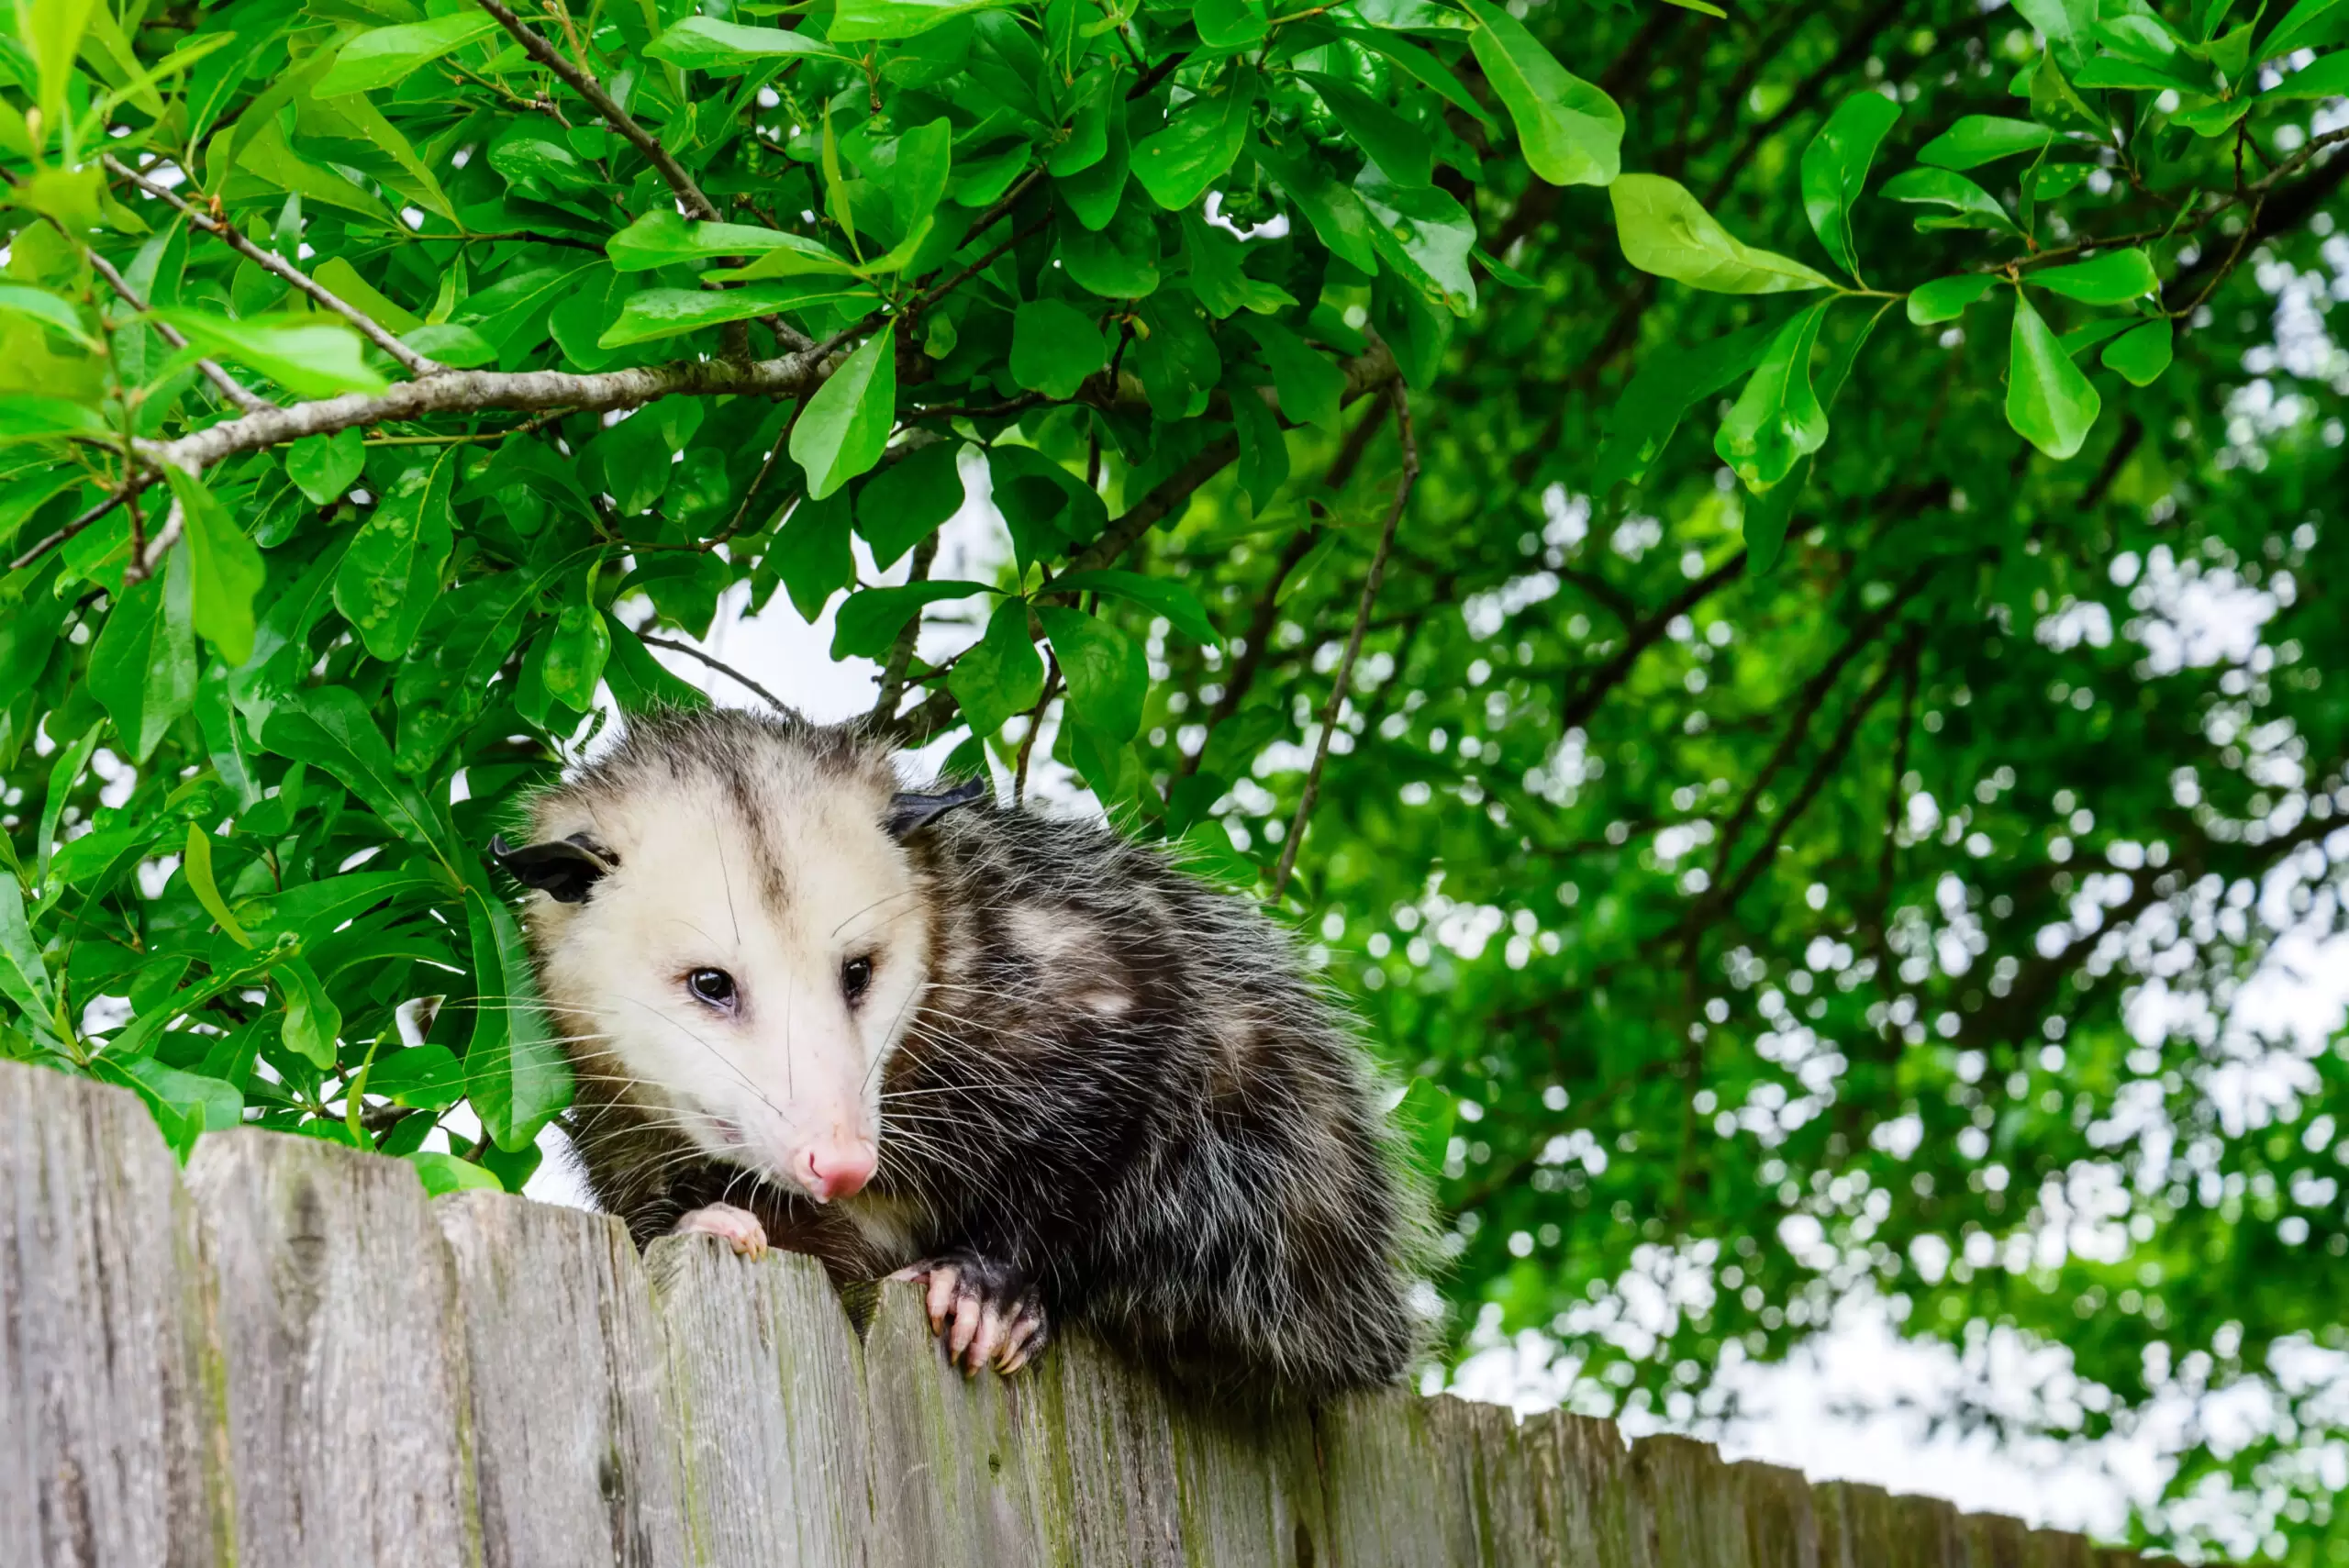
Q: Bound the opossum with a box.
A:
[494,707,1431,1398]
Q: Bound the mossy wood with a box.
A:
[0,1060,2145,1568]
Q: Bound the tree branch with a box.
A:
[1271,383,1415,903]
[10,473,158,572]
[106,155,444,378]
[870,532,941,725]
[139,343,826,473]
[85,250,269,415]
[1561,550,1748,734]
[475,0,718,223]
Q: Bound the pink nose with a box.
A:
[799,1140,875,1202]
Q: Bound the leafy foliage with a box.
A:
[4,0,2349,1552]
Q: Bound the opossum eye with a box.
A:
[685,968,738,1008]
[840,955,873,1005]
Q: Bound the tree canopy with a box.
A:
[4,0,2348,1554]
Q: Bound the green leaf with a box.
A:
[791,333,898,501]
[1714,303,1831,494]
[598,280,876,347]
[1462,0,1623,187]
[645,16,850,68]
[2261,0,2349,61]
[1918,116,2056,170]
[831,0,1019,40]
[1038,605,1147,741]
[1800,91,1901,278]
[607,208,853,274]
[463,885,572,1152]
[2013,0,2098,67]
[831,580,991,660]
[1052,569,1223,646]
[2256,50,2349,95]
[1335,27,1502,136]
[1060,198,1163,297]
[1133,66,1258,211]
[857,441,966,568]
[21,0,96,130]
[1011,299,1108,399]
[0,283,98,348]
[1594,318,1784,492]
[152,309,389,399]
[286,428,365,506]
[1357,169,1478,314]
[37,722,103,885]
[1300,71,1432,190]
[89,544,198,763]
[2007,291,2102,460]
[539,602,611,711]
[184,824,253,949]
[408,1151,504,1195]
[0,399,112,445]
[1228,375,1290,511]
[890,117,955,235]
[1741,304,1887,573]
[274,955,341,1069]
[772,491,856,619]
[601,615,710,714]
[0,874,61,1046]
[334,450,455,662]
[1243,317,1346,429]
[259,686,449,852]
[165,468,266,666]
[1056,87,1133,229]
[1255,144,1378,275]
[317,13,502,95]
[1196,0,1269,47]
[2102,318,2174,386]
[2029,248,2159,304]
[1878,167,2026,239]
[1906,273,1999,324]
[948,597,1047,736]
[1610,174,1835,294]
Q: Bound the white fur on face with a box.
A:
[531,759,930,1202]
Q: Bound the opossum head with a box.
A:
[500,714,984,1205]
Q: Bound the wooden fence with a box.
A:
[0,1058,2148,1567]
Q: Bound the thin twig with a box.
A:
[84,250,268,415]
[10,473,158,571]
[636,633,798,715]
[870,533,941,724]
[1013,651,1062,807]
[106,155,444,378]
[474,0,719,222]
[1270,383,1415,903]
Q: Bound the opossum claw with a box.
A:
[997,1301,1050,1373]
[900,1253,1046,1376]
[674,1202,768,1258]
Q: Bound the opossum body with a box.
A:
[500,709,1430,1398]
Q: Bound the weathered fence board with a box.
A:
[0,1059,221,1568]
[0,1061,2157,1568]
[185,1128,479,1568]
[437,1190,685,1568]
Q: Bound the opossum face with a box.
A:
[511,743,958,1206]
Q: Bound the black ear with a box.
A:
[885,777,989,839]
[489,833,617,904]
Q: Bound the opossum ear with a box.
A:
[489,833,616,904]
[885,777,988,839]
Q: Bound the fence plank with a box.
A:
[1957,1510,2029,1568]
[1735,1461,1819,1568]
[184,1127,476,1568]
[1816,1480,1899,1568]
[1890,1491,1962,1568]
[1427,1395,1556,1567]
[1633,1435,1751,1568]
[1519,1410,1648,1568]
[1317,1389,1475,1566]
[1167,1396,1328,1568]
[1031,1334,1188,1566]
[645,1238,867,1568]
[0,1061,225,1568]
[859,1278,1061,1568]
[436,1190,686,1568]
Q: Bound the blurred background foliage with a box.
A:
[3,0,2348,1556]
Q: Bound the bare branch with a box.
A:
[475,0,718,223]
[1012,651,1062,806]
[10,473,158,572]
[105,155,444,378]
[636,633,799,716]
[84,250,269,415]
[1271,382,1416,903]
[870,532,941,725]
[139,343,826,473]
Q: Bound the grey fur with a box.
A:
[513,708,1434,1401]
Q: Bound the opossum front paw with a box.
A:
[890,1255,1050,1376]
[674,1202,768,1258]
